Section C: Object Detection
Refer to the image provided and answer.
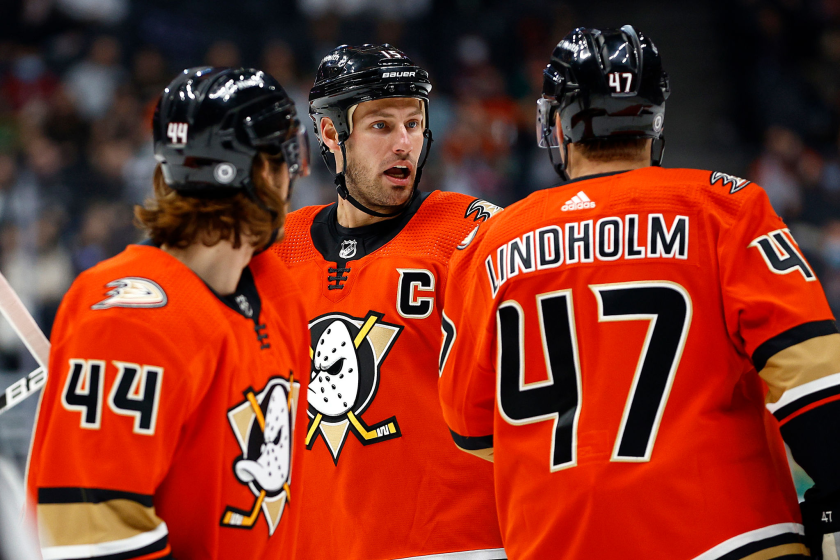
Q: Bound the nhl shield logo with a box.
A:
[339,239,357,259]
[222,375,300,535]
[305,311,402,464]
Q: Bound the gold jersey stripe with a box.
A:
[38,499,164,547]
[761,333,840,405]
[740,542,809,559]
[455,445,494,463]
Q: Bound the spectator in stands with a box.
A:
[64,36,128,120]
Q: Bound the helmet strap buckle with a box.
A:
[651,135,666,167]
[547,134,570,181]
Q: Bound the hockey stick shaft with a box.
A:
[0,272,49,367]
[0,270,51,416]
[0,367,46,416]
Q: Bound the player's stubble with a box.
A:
[344,154,415,211]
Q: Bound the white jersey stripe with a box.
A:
[41,522,169,560]
[393,548,507,560]
[691,523,803,560]
[766,371,840,414]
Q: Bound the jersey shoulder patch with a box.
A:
[458,226,480,250]
[465,199,503,222]
[91,277,168,310]
[710,171,751,195]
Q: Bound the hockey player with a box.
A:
[439,25,840,560]
[272,44,505,559]
[27,67,311,559]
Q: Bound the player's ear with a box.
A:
[320,117,344,173]
[321,118,340,154]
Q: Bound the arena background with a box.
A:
[0,0,834,496]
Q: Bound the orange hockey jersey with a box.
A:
[439,167,839,560]
[273,191,505,560]
[27,244,311,560]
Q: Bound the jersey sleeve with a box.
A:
[719,186,840,494]
[28,311,217,560]
[439,225,498,461]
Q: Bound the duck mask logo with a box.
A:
[305,311,403,464]
[222,375,300,535]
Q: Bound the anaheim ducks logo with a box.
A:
[222,375,299,535]
[710,171,751,194]
[464,199,503,222]
[458,226,480,250]
[91,277,167,310]
[305,311,402,464]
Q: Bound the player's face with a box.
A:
[344,97,425,210]
[249,157,290,247]
[270,161,291,206]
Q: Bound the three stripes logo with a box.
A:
[562,191,596,212]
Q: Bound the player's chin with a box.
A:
[379,175,414,203]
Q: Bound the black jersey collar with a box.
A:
[136,240,262,322]
[212,267,271,349]
[311,191,430,265]
[213,266,262,322]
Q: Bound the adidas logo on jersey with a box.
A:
[561,191,596,211]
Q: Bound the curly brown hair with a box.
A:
[134,154,287,249]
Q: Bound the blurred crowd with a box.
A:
[0,0,838,396]
[717,0,840,324]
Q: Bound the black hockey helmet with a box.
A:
[309,44,433,218]
[537,25,670,177]
[153,67,310,204]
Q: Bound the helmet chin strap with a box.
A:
[328,136,425,219]
[546,131,571,181]
[651,135,666,166]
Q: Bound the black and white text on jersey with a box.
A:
[485,214,689,297]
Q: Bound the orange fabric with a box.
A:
[27,245,311,559]
[134,546,172,560]
[440,167,833,559]
[273,191,504,560]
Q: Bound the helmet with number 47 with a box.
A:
[536,25,670,177]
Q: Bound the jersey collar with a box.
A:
[310,191,430,265]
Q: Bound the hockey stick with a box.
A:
[0,271,50,416]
